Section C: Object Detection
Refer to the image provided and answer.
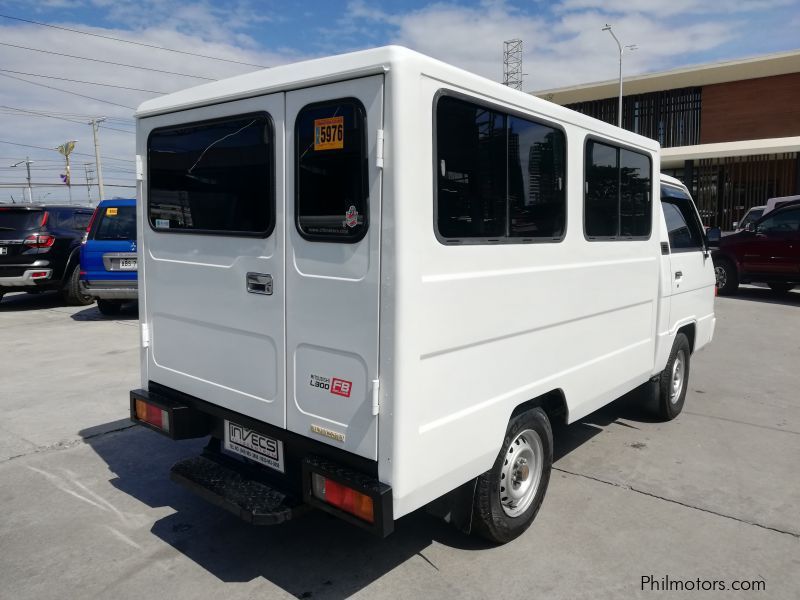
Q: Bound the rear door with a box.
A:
[285,76,383,460]
[741,207,800,276]
[141,95,286,426]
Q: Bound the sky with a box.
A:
[0,0,798,204]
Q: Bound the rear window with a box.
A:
[92,205,137,240]
[148,113,273,236]
[295,98,368,242]
[0,209,44,232]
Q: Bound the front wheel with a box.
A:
[472,407,552,544]
[713,258,739,295]
[768,282,794,294]
[657,333,691,421]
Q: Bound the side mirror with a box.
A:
[732,221,739,229]
[706,227,721,246]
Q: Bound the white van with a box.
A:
[130,47,715,543]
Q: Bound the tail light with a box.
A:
[23,234,55,248]
[83,207,99,244]
[134,398,170,433]
[311,473,375,523]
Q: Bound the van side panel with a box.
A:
[386,72,662,518]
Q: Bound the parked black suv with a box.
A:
[0,204,95,305]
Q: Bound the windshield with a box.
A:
[741,209,763,226]
[91,205,136,240]
[0,209,45,231]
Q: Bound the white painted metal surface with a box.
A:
[136,46,715,521]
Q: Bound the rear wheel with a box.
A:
[97,299,123,316]
[61,265,93,306]
[714,258,739,295]
[768,282,794,294]
[472,407,552,544]
[657,333,691,421]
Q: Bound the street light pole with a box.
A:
[11,157,34,203]
[602,24,637,128]
[89,118,106,201]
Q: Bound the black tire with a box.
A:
[657,333,691,421]
[767,282,794,294]
[96,299,123,316]
[61,265,93,306]
[713,257,739,295]
[472,407,553,544]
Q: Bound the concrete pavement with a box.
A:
[1,288,798,599]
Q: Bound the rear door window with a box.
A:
[0,210,44,232]
[295,99,368,241]
[148,113,274,236]
[92,206,137,240]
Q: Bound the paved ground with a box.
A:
[1,288,798,599]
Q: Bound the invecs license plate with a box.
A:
[224,420,285,473]
[118,258,137,270]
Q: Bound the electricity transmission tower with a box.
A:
[503,39,523,90]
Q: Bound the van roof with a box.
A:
[136,46,659,152]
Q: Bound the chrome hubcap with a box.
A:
[714,265,727,288]
[670,350,685,404]
[499,428,543,517]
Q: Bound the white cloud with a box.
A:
[0,5,302,203]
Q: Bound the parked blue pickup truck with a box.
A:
[80,198,138,315]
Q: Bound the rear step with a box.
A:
[170,455,304,525]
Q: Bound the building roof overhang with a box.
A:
[532,49,800,104]
[661,136,800,169]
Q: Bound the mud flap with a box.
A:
[425,477,478,534]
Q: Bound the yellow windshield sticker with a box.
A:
[314,116,344,151]
[106,207,118,216]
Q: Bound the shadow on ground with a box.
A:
[722,285,800,307]
[70,301,139,321]
[78,386,659,598]
[0,290,64,311]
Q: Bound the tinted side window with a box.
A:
[437,96,506,239]
[73,212,92,231]
[436,95,566,242]
[620,149,651,237]
[661,186,704,250]
[508,116,566,239]
[148,114,273,236]
[758,208,800,233]
[47,209,73,230]
[296,99,367,241]
[585,141,618,237]
[585,140,651,240]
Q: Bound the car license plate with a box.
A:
[224,420,284,473]
[0,246,7,255]
[118,258,137,270]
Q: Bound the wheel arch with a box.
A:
[511,388,567,427]
[677,322,696,354]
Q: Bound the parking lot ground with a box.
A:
[1,288,799,599]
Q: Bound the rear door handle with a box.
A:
[246,272,273,295]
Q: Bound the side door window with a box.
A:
[757,208,800,236]
[661,186,705,252]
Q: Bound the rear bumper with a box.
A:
[0,268,53,287]
[130,385,393,536]
[81,279,138,300]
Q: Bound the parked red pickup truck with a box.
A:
[710,200,800,295]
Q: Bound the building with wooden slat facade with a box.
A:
[533,50,800,229]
